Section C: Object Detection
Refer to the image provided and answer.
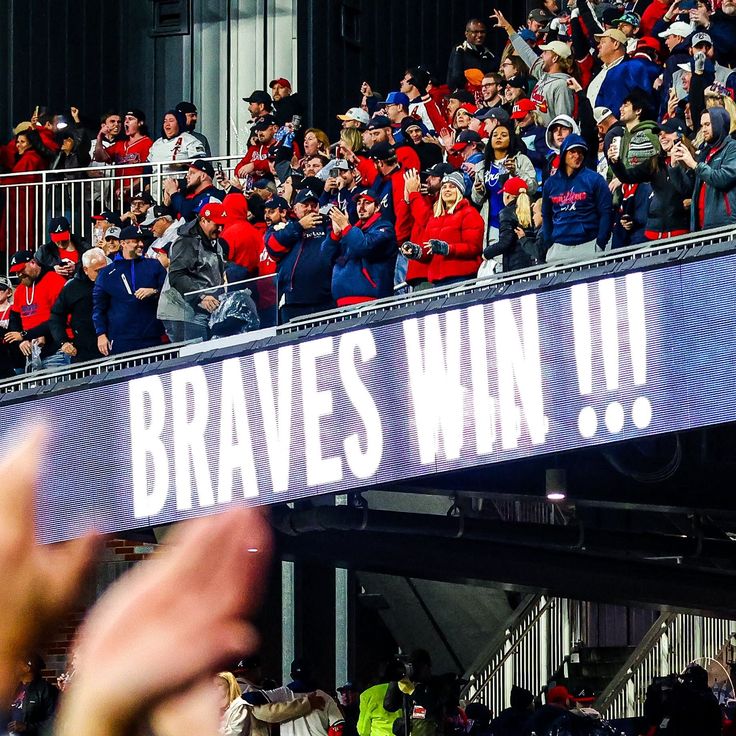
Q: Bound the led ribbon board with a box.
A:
[6,254,735,543]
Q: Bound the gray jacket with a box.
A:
[168,218,226,307]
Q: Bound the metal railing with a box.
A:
[596,613,736,719]
[463,596,585,714]
[0,154,243,271]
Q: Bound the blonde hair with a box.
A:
[515,191,532,229]
[340,127,363,152]
[433,184,463,217]
[217,672,242,705]
[305,128,330,153]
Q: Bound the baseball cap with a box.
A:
[140,205,172,227]
[337,107,370,126]
[104,226,122,240]
[613,11,641,27]
[0,276,12,291]
[677,61,694,72]
[242,90,272,105]
[293,188,320,205]
[448,90,475,104]
[366,115,391,130]
[175,101,197,114]
[49,216,71,243]
[189,159,215,178]
[263,196,289,210]
[330,159,353,172]
[547,685,571,705]
[451,130,482,150]
[658,21,694,38]
[13,121,33,135]
[691,31,713,46]
[119,225,144,240]
[8,250,35,274]
[593,106,615,124]
[268,77,291,89]
[539,40,572,59]
[385,91,410,107]
[91,210,119,225]
[131,190,155,204]
[455,103,478,115]
[253,115,279,130]
[519,28,538,43]
[511,98,537,119]
[366,141,397,160]
[474,106,510,124]
[355,191,377,203]
[594,28,628,44]
[199,202,228,224]
[658,118,689,135]
[528,8,551,23]
[423,162,455,178]
[501,177,531,197]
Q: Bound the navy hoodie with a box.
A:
[542,135,613,249]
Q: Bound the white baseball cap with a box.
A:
[658,21,694,38]
[593,106,614,125]
[336,107,370,126]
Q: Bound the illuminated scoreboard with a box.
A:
[4,251,735,543]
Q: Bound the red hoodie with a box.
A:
[220,193,264,275]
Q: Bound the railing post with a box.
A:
[41,171,47,233]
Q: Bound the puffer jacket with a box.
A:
[484,206,542,272]
[419,198,484,284]
[321,212,397,304]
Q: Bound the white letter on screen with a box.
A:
[218,358,259,503]
[467,305,497,456]
[494,295,547,449]
[402,312,464,465]
[301,337,343,486]
[129,376,169,519]
[171,367,214,510]
[254,346,293,494]
[339,330,383,479]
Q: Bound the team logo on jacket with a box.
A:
[550,191,588,211]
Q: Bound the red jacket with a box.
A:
[640,0,669,36]
[420,198,484,284]
[220,193,264,274]
[406,191,434,283]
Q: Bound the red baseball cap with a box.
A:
[269,77,291,89]
[511,99,537,120]
[501,177,530,197]
[199,201,228,224]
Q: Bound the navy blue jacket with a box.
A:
[542,135,613,248]
[93,255,167,345]
[170,185,226,221]
[321,213,397,303]
[265,219,334,307]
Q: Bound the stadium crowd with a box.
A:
[2,0,736,374]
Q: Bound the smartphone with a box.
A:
[679,0,696,8]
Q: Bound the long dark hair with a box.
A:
[483,122,524,168]
[16,128,53,160]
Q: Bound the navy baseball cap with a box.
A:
[264,196,289,210]
[367,141,397,160]
[293,188,320,205]
[119,225,144,240]
[9,250,36,273]
[367,115,391,130]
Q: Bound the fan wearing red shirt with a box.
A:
[3,250,68,368]
[96,109,153,195]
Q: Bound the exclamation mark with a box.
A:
[626,273,652,429]
[599,279,625,434]
[571,284,597,438]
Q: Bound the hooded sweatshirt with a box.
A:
[220,192,264,275]
[681,107,736,230]
[542,134,613,248]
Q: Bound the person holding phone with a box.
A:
[321,193,396,306]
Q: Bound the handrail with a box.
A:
[464,595,554,703]
[595,612,736,719]
[2,221,736,395]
